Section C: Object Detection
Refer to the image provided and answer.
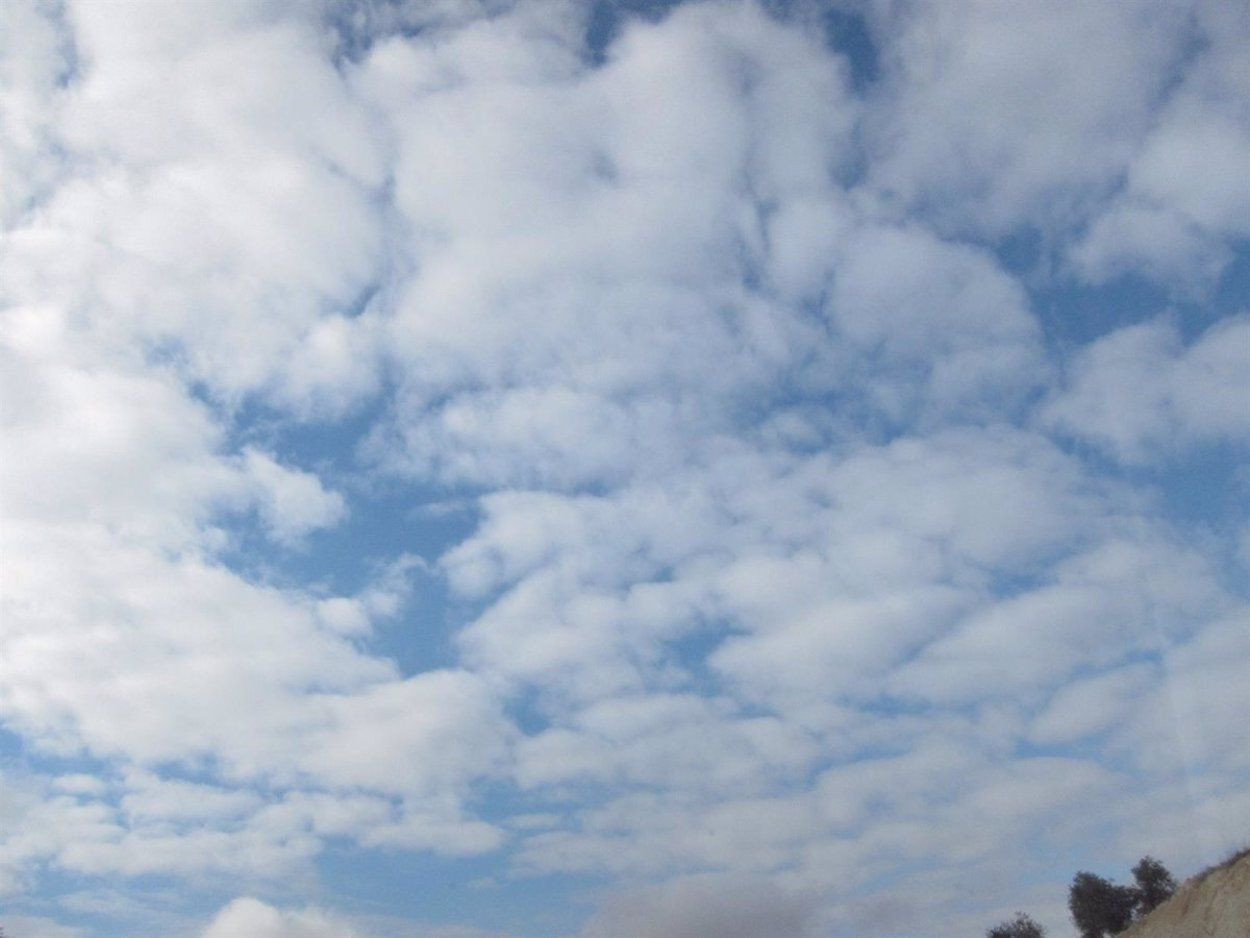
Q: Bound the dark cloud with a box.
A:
[581,876,817,938]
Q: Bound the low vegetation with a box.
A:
[987,911,1047,937]
[1195,845,1250,883]
[986,854,1185,938]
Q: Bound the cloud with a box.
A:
[0,0,388,412]
[2,0,1249,936]
[240,447,348,544]
[1071,3,1250,289]
[889,535,1227,705]
[363,0,858,491]
[0,0,512,887]
[579,875,817,938]
[199,897,516,938]
[861,0,1191,237]
[0,0,68,227]
[0,917,86,938]
[1042,315,1250,462]
[823,222,1044,421]
[202,898,363,938]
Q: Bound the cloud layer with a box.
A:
[2,1,1248,936]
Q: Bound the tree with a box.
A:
[1069,871,1137,938]
[987,911,1046,938]
[1131,855,1177,916]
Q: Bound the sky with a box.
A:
[0,0,1248,936]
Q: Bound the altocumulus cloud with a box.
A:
[1,1,1248,936]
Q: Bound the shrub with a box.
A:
[1069,871,1137,938]
[1131,855,1177,917]
[987,911,1046,938]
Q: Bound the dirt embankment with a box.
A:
[1118,850,1250,938]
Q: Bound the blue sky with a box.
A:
[1,1,1248,936]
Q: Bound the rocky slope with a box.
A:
[1118,850,1250,938]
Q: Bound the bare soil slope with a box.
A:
[1118,850,1250,938]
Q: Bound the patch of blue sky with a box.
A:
[1211,240,1250,317]
[0,723,29,761]
[585,0,880,95]
[0,726,116,788]
[9,868,214,935]
[1019,244,1250,545]
[203,392,479,669]
[585,0,686,64]
[817,4,878,92]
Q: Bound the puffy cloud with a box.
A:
[0,0,70,227]
[1071,3,1250,288]
[202,898,363,938]
[241,448,347,544]
[889,535,1228,704]
[823,222,1044,421]
[447,425,1123,721]
[861,0,1191,237]
[514,692,820,794]
[1042,315,1250,462]
[0,0,514,888]
[199,897,516,938]
[2,0,1248,936]
[0,0,388,412]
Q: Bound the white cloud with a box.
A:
[241,447,347,545]
[447,425,1123,719]
[0,0,69,227]
[2,0,1248,935]
[0,917,86,938]
[861,0,1191,237]
[889,535,1227,704]
[1029,663,1157,746]
[824,222,1044,421]
[0,0,388,412]
[515,692,819,794]
[1071,3,1250,288]
[362,0,859,491]
[198,896,516,938]
[0,0,516,886]
[1042,315,1250,462]
[202,898,363,938]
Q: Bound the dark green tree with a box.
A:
[987,911,1046,938]
[1069,871,1137,938]
[1131,855,1177,917]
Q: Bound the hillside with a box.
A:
[1118,850,1250,938]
